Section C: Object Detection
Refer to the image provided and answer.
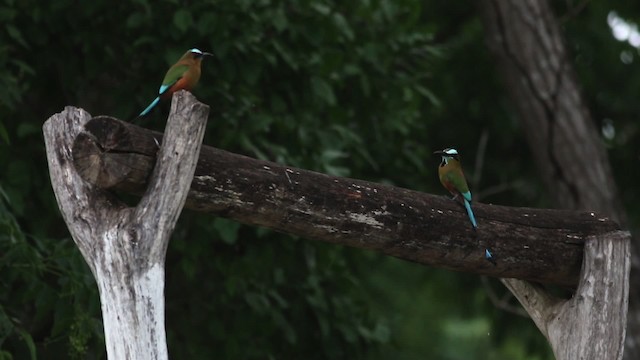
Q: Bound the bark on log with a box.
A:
[43,91,208,359]
[70,116,622,288]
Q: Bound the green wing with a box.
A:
[443,168,470,195]
[158,64,189,94]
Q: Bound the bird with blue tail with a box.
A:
[137,48,213,118]
[434,148,496,265]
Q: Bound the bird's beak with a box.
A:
[433,150,444,155]
[203,52,214,57]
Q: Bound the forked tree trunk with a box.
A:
[43,91,208,359]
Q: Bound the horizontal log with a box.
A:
[72,116,621,287]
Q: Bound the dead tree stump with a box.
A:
[43,91,208,359]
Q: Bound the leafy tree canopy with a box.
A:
[1,0,638,359]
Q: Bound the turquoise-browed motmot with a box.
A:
[138,48,213,117]
[434,148,477,229]
[434,148,495,263]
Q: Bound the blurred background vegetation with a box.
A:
[1,0,638,359]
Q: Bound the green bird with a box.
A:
[434,148,495,264]
[138,48,213,117]
[434,148,477,229]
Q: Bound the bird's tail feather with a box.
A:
[485,248,496,265]
[463,199,478,229]
[139,97,160,117]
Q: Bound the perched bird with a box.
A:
[138,48,213,117]
[434,148,477,229]
[434,148,495,264]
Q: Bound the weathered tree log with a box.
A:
[43,91,208,360]
[479,1,631,359]
[71,116,622,288]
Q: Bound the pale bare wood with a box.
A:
[503,231,630,360]
[43,91,208,360]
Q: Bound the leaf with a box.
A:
[240,135,269,161]
[415,84,441,107]
[197,13,218,36]
[321,148,347,162]
[310,77,336,106]
[0,305,14,346]
[333,13,354,41]
[268,289,288,308]
[0,122,9,144]
[132,35,156,48]
[311,3,331,15]
[16,123,39,139]
[213,218,241,245]
[173,9,193,33]
[11,59,35,76]
[0,185,10,204]
[323,164,350,177]
[126,13,146,29]
[271,311,296,344]
[271,6,288,32]
[15,327,36,360]
[272,40,297,70]
[0,7,18,23]
[358,322,390,342]
[244,292,270,313]
[5,24,28,48]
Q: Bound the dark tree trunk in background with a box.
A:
[479,0,625,220]
[479,0,637,358]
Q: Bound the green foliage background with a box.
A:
[1,1,638,359]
